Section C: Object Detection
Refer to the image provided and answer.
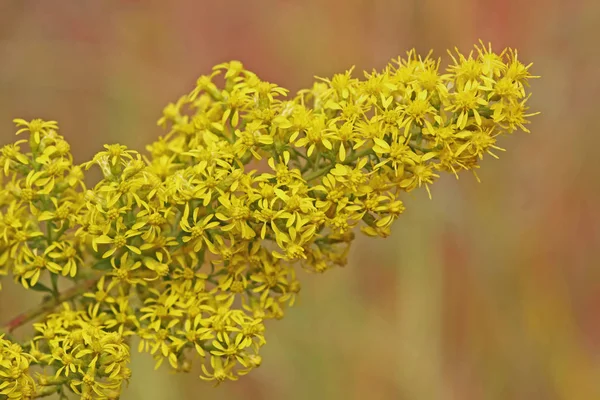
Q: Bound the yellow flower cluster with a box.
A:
[1,307,130,399]
[0,42,536,398]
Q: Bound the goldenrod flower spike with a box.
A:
[0,43,537,397]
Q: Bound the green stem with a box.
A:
[2,276,100,333]
[50,274,59,300]
[304,148,372,181]
[408,143,440,153]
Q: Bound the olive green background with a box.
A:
[1,1,599,399]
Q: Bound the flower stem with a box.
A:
[2,277,100,333]
[304,148,373,181]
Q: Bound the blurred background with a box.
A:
[1,0,599,399]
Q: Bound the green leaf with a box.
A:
[29,282,54,293]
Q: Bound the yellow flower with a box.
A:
[252,198,291,240]
[92,221,142,258]
[263,150,303,186]
[400,89,437,136]
[83,276,117,305]
[233,120,274,160]
[229,312,266,350]
[474,40,507,78]
[447,80,488,129]
[317,66,358,100]
[445,47,483,87]
[13,118,58,145]
[360,68,396,104]
[294,114,335,157]
[45,240,84,277]
[372,138,417,176]
[272,217,316,261]
[0,140,29,175]
[179,203,220,252]
[199,355,238,385]
[399,156,440,199]
[215,194,255,240]
[172,316,214,357]
[210,333,245,358]
[454,127,505,160]
[13,246,61,288]
[491,96,538,133]
[109,252,143,286]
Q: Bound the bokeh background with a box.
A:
[1,1,599,399]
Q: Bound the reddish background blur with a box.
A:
[1,1,599,399]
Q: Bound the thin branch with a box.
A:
[2,277,100,333]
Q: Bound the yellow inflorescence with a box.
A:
[0,42,536,398]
